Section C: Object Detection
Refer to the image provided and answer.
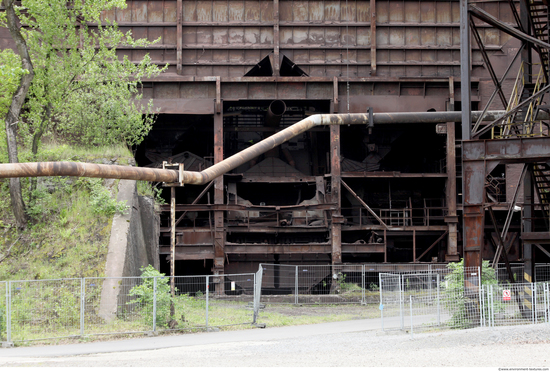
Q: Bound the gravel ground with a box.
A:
[1,322,549,367]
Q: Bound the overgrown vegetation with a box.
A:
[443,259,499,328]
[0,145,136,281]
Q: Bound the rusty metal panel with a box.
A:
[133,1,148,22]
[420,1,435,22]
[436,2,452,23]
[116,5,132,22]
[404,1,420,23]
[148,1,164,22]
[221,82,248,99]
[306,83,332,99]
[389,27,405,46]
[245,27,260,44]
[325,1,341,21]
[389,2,404,22]
[197,1,213,22]
[376,0,388,23]
[261,1,274,22]
[213,1,228,22]
[278,82,308,98]
[164,1,177,22]
[154,83,181,99]
[228,27,245,44]
[248,82,277,99]
[180,82,216,98]
[309,1,324,21]
[245,1,261,21]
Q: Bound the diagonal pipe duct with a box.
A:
[0,110,540,184]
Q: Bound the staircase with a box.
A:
[531,162,550,229]
[529,0,550,80]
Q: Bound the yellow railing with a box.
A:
[493,62,547,139]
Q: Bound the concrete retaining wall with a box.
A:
[98,179,160,321]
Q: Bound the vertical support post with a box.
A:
[214,108,225,294]
[370,0,377,75]
[460,0,471,140]
[177,0,182,75]
[330,101,342,289]
[400,275,404,330]
[413,229,416,262]
[273,0,280,76]
[333,77,339,113]
[295,266,299,305]
[170,186,176,317]
[384,229,387,262]
[206,275,209,329]
[362,265,366,304]
[409,295,413,339]
[524,167,534,315]
[446,122,459,261]
[7,282,11,344]
[531,282,537,324]
[153,276,157,332]
[80,278,85,337]
[437,274,441,326]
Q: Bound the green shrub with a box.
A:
[443,259,499,328]
[128,266,173,328]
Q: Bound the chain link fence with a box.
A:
[2,269,262,344]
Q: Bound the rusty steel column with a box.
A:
[330,124,342,266]
[523,167,534,286]
[446,122,459,261]
[177,0,182,75]
[462,159,485,295]
[370,0,377,75]
[170,186,176,317]
[213,110,225,291]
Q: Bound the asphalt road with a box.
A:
[0,317,549,367]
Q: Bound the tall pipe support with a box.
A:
[0,110,536,184]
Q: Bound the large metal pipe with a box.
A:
[265,100,286,127]
[0,110,545,184]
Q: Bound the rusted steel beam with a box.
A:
[416,231,449,262]
[463,137,550,163]
[370,0,377,75]
[469,5,550,50]
[214,110,225,276]
[175,181,214,227]
[460,0,471,141]
[341,180,388,228]
[160,203,338,212]
[470,16,508,108]
[487,206,516,283]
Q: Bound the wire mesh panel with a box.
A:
[85,276,155,336]
[535,263,550,282]
[207,273,256,329]
[483,282,537,327]
[439,266,482,329]
[379,273,404,329]
[260,264,301,303]
[170,275,208,330]
[0,281,6,342]
[494,263,525,283]
[9,279,82,341]
[401,272,445,330]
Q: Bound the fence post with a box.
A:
[153,277,157,333]
[80,278,85,337]
[362,265,366,305]
[206,275,209,329]
[436,274,440,326]
[399,274,404,330]
[532,282,536,324]
[7,281,11,344]
[378,273,383,331]
[409,295,413,339]
[480,285,485,327]
[295,266,298,305]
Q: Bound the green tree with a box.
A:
[1,0,164,227]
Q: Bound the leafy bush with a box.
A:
[128,265,173,328]
[443,259,498,328]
